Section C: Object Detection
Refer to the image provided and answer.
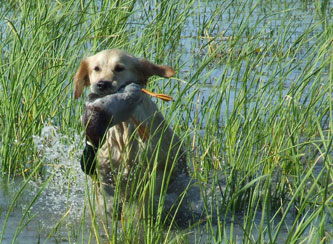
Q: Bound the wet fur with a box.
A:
[74,49,189,215]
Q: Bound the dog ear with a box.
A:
[137,59,175,84]
[74,59,90,99]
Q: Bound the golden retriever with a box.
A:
[74,49,189,221]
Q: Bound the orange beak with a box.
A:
[141,88,173,102]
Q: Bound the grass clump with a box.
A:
[0,0,332,243]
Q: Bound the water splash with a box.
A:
[29,125,88,226]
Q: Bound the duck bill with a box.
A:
[141,88,173,102]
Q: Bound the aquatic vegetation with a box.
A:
[0,0,332,243]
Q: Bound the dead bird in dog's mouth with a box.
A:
[75,49,202,227]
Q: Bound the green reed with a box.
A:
[0,0,332,243]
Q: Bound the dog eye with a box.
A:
[94,66,100,72]
[114,64,125,72]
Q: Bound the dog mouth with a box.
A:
[92,80,140,96]
[92,80,117,95]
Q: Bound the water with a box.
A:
[1,129,328,243]
[0,126,89,243]
[0,124,293,243]
[151,0,330,126]
[1,0,332,243]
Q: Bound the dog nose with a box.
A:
[96,80,111,90]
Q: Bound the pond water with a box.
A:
[0,125,297,243]
[0,126,88,243]
[1,0,331,243]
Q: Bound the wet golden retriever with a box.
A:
[74,49,189,221]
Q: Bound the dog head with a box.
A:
[74,49,175,99]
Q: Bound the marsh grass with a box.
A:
[0,0,332,243]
